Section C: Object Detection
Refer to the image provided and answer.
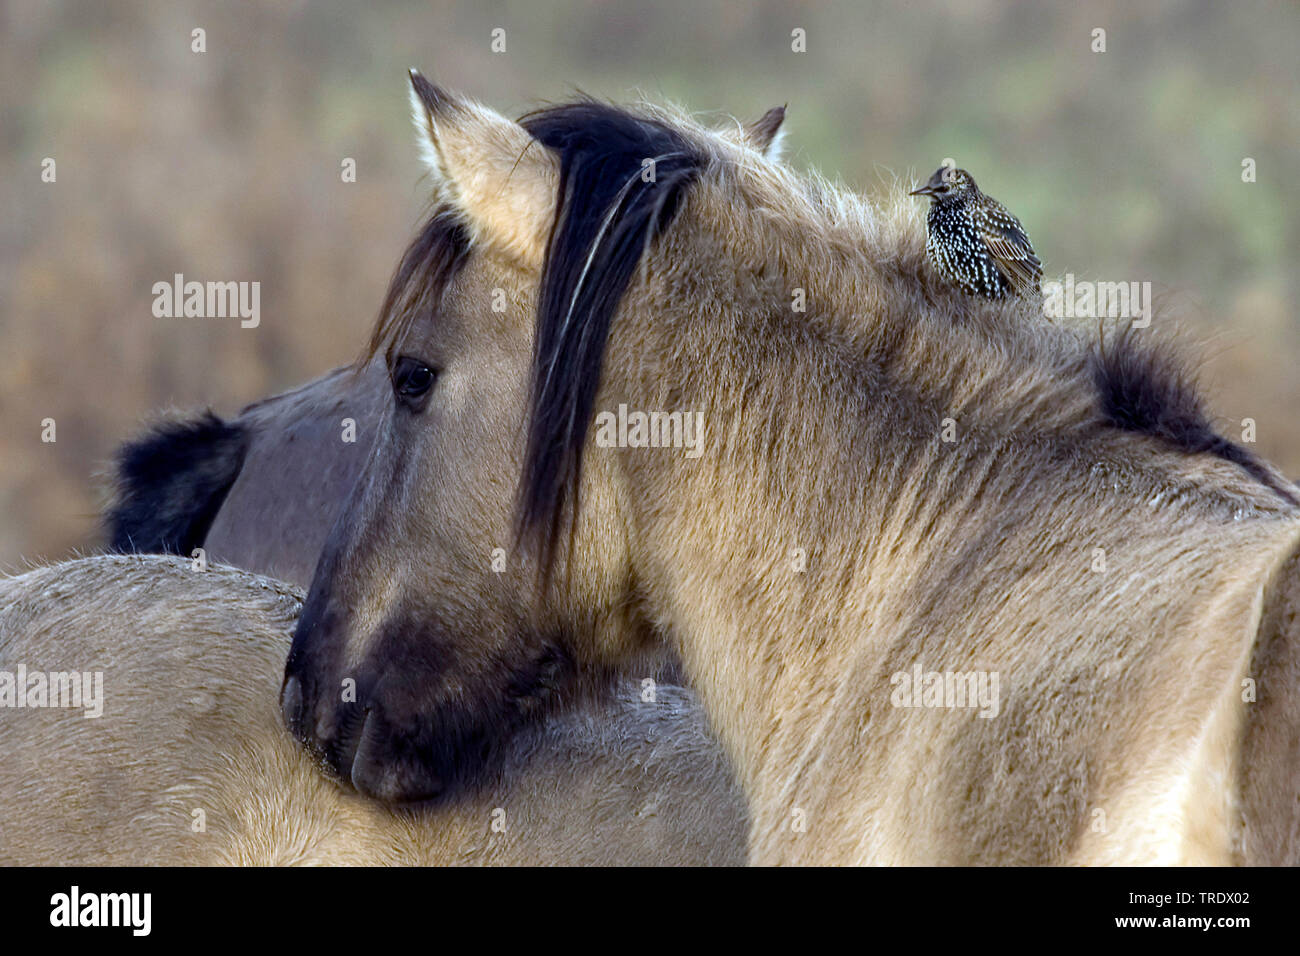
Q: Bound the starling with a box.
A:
[910,166,1042,299]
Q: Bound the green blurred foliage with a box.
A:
[1,0,1297,562]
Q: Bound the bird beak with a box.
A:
[909,184,937,197]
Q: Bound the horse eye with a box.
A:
[391,356,437,408]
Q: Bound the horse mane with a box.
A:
[105,412,248,555]
[513,102,706,567]
[361,211,471,368]
[1091,324,1296,504]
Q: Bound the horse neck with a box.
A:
[602,283,1300,856]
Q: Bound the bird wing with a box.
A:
[977,204,1042,296]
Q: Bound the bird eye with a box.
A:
[391,355,438,409]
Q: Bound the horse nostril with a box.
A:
[350,709,444,802]
[315,705,339,744]
[281,675,304,736]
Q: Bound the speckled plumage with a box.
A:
[911,166,1041,299]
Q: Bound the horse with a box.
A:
[282,72,1300,865]
[105,361,388,588]
[0,555,746,865]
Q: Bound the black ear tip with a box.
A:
[408,71,460,117]
[748,105,787,150]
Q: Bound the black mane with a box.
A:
[105,412,248,554]
[1091,325,1295,504]
[514,102,705,567]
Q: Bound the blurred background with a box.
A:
[1,0,1297,564]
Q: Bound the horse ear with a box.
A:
[407,70,557,269]
[745,105,787,160]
